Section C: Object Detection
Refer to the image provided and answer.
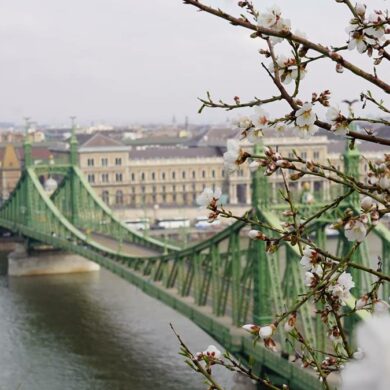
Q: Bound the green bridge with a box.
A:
[1,130,389,390]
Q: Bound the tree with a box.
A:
[174,1,390,389]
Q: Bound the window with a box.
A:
[192,171,196,179]
[288,152,294,159]
[173,194,176,202]
[88,174,95,183]
[222,170,225,177]
[162,172,166,180]
[131,173,135,181]
[192,184,195,191]
[202,170,206,178]
[162,185,166,193]
[87,158,94,167]
[102,191,109,204]
[141,186,145,194]
[182,171,186,179]
[101,173,109,183]
[152,172,155,180]
[115,173,123,182]
[313,151,320,160]
[101,158,108,167]
[212,170,215,178]
[172,171,176,179]
[115,190,123,205]
[173,185,176,192]
[115,158,122,166]
[301,152,307,160]
[141,172,145,181]
[152,185,156,193]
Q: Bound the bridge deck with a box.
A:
[90,233,160,257]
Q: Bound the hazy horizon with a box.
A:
[1,0,388,127]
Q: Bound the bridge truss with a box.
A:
[0,136,388,390]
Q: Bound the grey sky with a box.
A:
[0,0,388,126]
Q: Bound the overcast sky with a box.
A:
[0,0,388,126]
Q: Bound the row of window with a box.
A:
[88,173,123,183]
[131,169,223,181]
[101,190,199,206]
[87,157,122,167]
[87,170,226,183]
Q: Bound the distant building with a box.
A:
[1,127,389,209]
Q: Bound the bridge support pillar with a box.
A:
[8,244,100,276]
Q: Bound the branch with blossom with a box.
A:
[175,1,390,389]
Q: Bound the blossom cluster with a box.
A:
[242,323,277,351]
[196,187,222,222]
[195,345,222,362]
[346,5,389,57]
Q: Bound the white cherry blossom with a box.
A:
[326,106,349,134]
[329,272,355,305]
[235,116,252,129]
[293,124,318,138]
[223,139,248,173]
[360,196,375,212]
[341,315,390,389]
[356,295,369,310]
[296,103,316,127]
[249,160,260,172]
[203,345,222,359]
[248,230,260,239]
[344,219,367,242]
[305,271,316,287]
[379,176,390,190]
[258,6,291,42]
[347,27,376,53]
[196,187,222,208]
[365,12,386,39]
[300,247,318,271]
[259,324,275,339]
[251,107,269,128]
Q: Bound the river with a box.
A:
[0,251,238,390]
[0,232,383,390]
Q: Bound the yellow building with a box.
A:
[0,144,21,200]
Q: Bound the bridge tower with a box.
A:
[22,119,33,230]
[343,127,366,337]
[69,117,79,226]
[251,142,272,325]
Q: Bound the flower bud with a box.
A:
[290,172,305,181]
[355,2,366,17]
[259,324,276,339]
[242,324,260,334]
[360,196,374,212]
[336,63,344,73]
[284,312,297,333]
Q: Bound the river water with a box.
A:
[0,252,237,390]
[0,232,384,390]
